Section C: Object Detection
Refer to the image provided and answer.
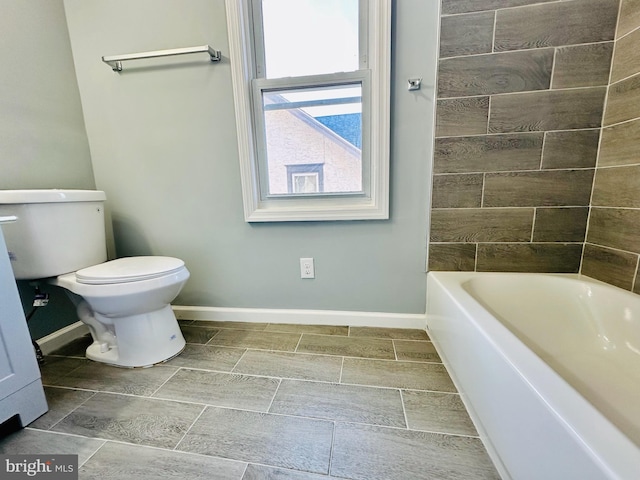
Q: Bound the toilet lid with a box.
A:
[75,256,185,285]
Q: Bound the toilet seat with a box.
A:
[76,256,185,285]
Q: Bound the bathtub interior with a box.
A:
[461,274,640,449]
[426,272,640,480]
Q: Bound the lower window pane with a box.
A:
[261,83,362,196]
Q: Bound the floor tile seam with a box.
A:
[238,347,349,359]
[39,384,100,395]
[43,355,88,373]
[24,426,108,445]
[254,407,408,432]
[58,388,213,409]
[191,404,345,426]
[306,332,398,342]
[330,420,482,439]
[162,367,400,398]
[401,387,462,395]
[173,364,306,382]
[84,436,249,468]
[172,403,208,452]
[170,365,243,376]
[76,439,108,468]
[229,348,250,374]
[341,355,444,365]
[148,365,184,397]
[350,336,431,342]
[188,322,268,330]
[265,327,349,336]
[203,343,400,358]
[328,421,337,477]
[239,463,249,479]
[275,377,402,391]
[185,342,247,355]
[23,429,109,469]
[181,323,220,331]
[242,461,334,479]
[337,381,458,395]
[296,350,396,361]
[404,426,481,439]
[395,357,444,364]
[148,393,276,414]
[392,338,435,344]
[203,326,292,335]
[41,389,99,432]
[196,366,340,384]
[264,378,283,413]
[205,343,299,353]
[398,389,410,430]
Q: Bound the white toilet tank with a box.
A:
[0,190,108,280]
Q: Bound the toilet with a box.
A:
[0,189,188,368]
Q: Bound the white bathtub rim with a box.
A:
[426,271,640,480]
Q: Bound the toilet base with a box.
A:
[85,305,186,368]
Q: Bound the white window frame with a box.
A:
[225,0,391,222]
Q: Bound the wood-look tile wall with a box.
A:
[584,0,640,292]
[429,0,617,273]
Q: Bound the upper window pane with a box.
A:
[261,0,360,78]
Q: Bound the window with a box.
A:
[226,0,391,221]
[292,173,319,193]
[287,164,324,193]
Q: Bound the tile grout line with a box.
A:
[148,366,183,398]
[76,439,108,469]
[440,39,611,62]
[399,389,410,430]
[327,421,337,477]
[329,419,482,439]
[442,0,576,18]
[172,404,208,452]
[265,379,283,413]
[229,348,250,373]
[549,46,558,90]
[44,389,99,432]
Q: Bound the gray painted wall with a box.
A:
[64,0,438,315]
[0,0,94,190]
[0,0,95,339]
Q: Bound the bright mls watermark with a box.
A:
[1,455,77,479]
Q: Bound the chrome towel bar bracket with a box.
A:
[102,45,221,72]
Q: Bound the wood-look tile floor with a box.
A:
[0,321,500,479]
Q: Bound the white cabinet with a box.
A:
[0,216,48,428]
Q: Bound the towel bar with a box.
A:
[102,45,221,72]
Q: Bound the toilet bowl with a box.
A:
[0,189,188,368]
[53,256,188,367]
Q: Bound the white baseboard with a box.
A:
[172,305,427,329]
[36,307,427,355]
[37,321,89,355]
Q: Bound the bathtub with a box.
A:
[426,272,640,480]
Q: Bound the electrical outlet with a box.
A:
[300,257,315,279]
